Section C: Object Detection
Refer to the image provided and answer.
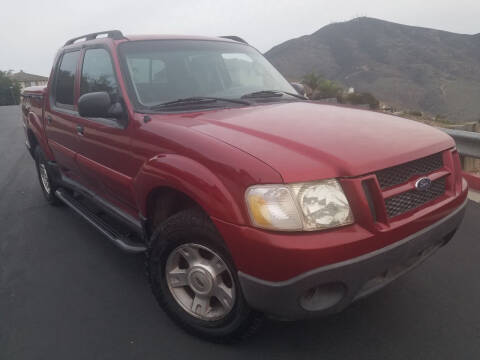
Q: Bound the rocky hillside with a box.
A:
[265,17,480,122]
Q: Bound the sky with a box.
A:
[1,0,479,76]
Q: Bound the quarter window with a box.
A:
[80,48,118,98]
[55,51,80,106]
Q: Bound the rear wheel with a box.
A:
[34,147,60,205]
[146,208,263,342]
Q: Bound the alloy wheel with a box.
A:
[165,243,236,321]
[39,163,51,195]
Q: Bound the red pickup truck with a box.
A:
[21,30,468,342]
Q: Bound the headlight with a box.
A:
[245,179,353,231]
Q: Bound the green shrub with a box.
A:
[408,110,423,117]
[302,72,343,99]
[341,92,379,109]
[0,71,21,106]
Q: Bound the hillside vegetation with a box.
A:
[266,17,480,123]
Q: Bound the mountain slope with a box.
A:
[265,17,480,122]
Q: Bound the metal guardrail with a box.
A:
[439,128,480,159]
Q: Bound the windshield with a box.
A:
[118,39,296,109]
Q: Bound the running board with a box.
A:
[55,189,146,253]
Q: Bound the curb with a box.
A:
[463,172,480,192]
[468,190,480,203]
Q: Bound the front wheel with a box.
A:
[146,208,263,342]
[34,147,60,205]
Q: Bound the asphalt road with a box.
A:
[1,105,480,360]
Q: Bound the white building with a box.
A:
[9,70,48,90]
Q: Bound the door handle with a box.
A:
[76,125,84,136]
[47,115,53,124]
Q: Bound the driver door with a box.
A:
[74,46,138,215]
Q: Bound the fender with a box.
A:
[134,154,246,225]
[27,110,55,160]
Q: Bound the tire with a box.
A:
[34,146,60,205]
[146,208,263,343]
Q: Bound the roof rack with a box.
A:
[64,30,125,46]
[220,36,248,44]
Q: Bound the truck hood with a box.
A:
[180,102,454,183]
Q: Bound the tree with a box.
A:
[340,92,380,109]
[0,71,21,106]
[302,72,322,92]
[302,72,343,100]
[315,78,343,99]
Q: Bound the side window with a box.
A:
[127,58,150,83]
[222,53,264,88]
[127,58,166,84]
[55,51,80,107]
[125,57,167,105]
[80,48,118,98]
[152,59,166,83]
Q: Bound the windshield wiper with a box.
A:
[148,96,250,110]
[241,90,307,100]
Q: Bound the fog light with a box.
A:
[299,282,346,311]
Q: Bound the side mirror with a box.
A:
[78,92,113,118]
[291,82,306,97]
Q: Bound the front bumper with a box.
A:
[238,198,467,320]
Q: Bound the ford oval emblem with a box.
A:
[415,177,432,191]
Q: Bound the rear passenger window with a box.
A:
[55,51,80,107]
[80,48,118,98]
[127,58,166,84]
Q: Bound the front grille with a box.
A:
[384,178,446,218]
[376,153,443,189]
